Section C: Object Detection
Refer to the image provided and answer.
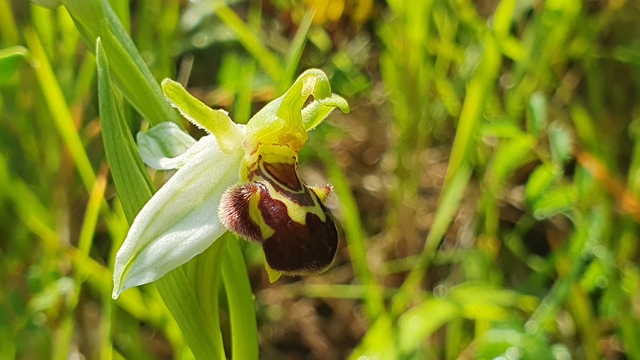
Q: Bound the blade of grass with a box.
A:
[214,3,284,83]
[24,27,96,191]
[382,23,504,319]
[349,313,397,359]
[391,164,473,316]
[57,6,81,71]
[279,8,315,92]
[96,38,154,222]
[0,0,18,45]
[108,0,130,33]
[444,32,502,185]
[71,51,97,102]
[31,4,56,58]
[0,46,28,83]
[53,166,109,360]
[526,227,588,333]
[234,58,257,124]
[62,0,181,127]
[319,147,386,320]
[0,151,158,325]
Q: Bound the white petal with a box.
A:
[137,122,198,170]
[112,135,243,298]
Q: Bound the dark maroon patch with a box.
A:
[263,161,302,191]
[219,183,263,243]
[258,190,338,275]
[249,162,315,207]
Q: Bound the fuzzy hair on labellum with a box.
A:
[218,182,263,243]
[218,163,338,275]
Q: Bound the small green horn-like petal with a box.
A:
[302,95,350,131]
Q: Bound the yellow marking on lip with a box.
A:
[259,178,327,225]
[243,142,329,227]
[248,188,275,239]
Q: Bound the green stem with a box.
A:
[156,239,227,360]
[222,238,259,360]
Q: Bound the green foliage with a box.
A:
[2,0,640,359]
[0,46,27,83]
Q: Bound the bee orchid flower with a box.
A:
[112,69,349,299]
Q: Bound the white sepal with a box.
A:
[112,135,243,299]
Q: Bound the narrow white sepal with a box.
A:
[112,135,243,299]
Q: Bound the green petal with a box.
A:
[244,69,349,153]
[302,94,350,131]
[137,122,198,170]
[161,78,244,154]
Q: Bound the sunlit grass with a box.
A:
[2,0,640,359]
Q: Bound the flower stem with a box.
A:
[222,236,259,359]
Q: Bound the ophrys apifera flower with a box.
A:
[112,69,349,299]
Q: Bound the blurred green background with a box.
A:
[2,0,640,359]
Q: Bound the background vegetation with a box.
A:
[2,0,640,359]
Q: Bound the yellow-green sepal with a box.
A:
[264,257,283,283]
[161,78,244,154]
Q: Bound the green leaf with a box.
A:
[349,314,398,360]
[156,240,227,360]
[481,120,527,139]
[62,0,180,127]
[445,32,502,185]
[398,298,460,355]
[527,91,547,136]
[486,137,536,191]
[549,121,573,166]
[398,283,538,356]
[96,38,154,222]
[525,164,557,204]
[531,185,576,219]
[0,46,28,84]
[476,326,555,360]
[30,0,62,9]
[436,76,462,116]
